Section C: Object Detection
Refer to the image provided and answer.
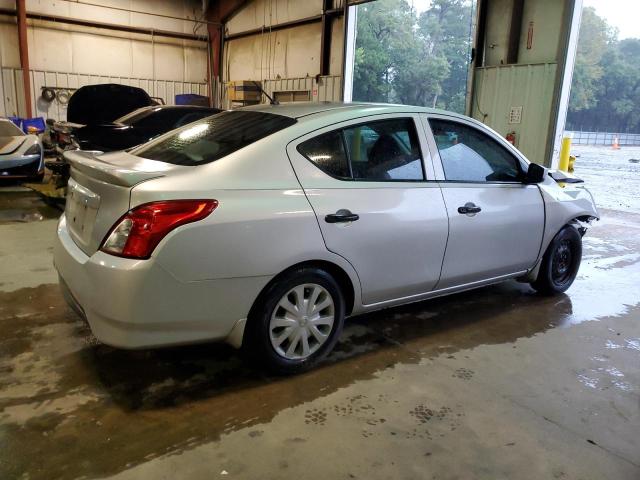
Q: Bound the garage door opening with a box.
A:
[349,0,477,113]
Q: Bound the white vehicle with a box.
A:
[0,118,44,180]
[54,103,598,373]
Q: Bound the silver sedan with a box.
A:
[0,119,44,180]
[53,103,598,373]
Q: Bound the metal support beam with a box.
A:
[507,0,525,64]
[16,0,32,118]
[342,4,357,102]
[218,0,250,23]
[474,0,488,68]
[319,0,333,76]
[0,7,208,41]
[206,0,248,107]
[547,0,583,168]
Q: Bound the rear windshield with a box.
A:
[131,110,296,165]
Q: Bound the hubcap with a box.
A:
[269,283,335,360]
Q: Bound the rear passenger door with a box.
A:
[425,115,545,289]
[287,114,449,306]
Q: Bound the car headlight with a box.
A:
[24,143,42,156]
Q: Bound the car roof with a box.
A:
[239,101,456,119]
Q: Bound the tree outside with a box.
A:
[352,0,475,113]
[567,7,640,133]
[353,2,638,133]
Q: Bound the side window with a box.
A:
[297,130,351,179]
[429,119,522,182]
[344,119,424,181]
[298,118,425,182]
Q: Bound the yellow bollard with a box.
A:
[568,155,576,173]
[559,136,572,172]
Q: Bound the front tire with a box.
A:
[243,267,345,374]
[531,225,582,295]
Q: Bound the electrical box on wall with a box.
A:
[509,106,523,124]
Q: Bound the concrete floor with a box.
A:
[1,185,639,479]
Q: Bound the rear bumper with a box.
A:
[53,214,270,349]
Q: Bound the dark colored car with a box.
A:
[69,106,221,153]
[50,83,158,159]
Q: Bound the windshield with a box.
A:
[131,111,296,166]
[0,121,24,137]
[115,107,159,126]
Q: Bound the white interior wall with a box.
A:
[224,0,345,82]
[225,0,322,36]
[225,23,323,80]
[0,0,208,84]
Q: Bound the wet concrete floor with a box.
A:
[0,189,639,479]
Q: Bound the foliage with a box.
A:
[569,7,612,112]
[567,8,640,133]
[352,1,639,132]
[353,0,474,113]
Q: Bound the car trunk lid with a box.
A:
[64,150,184,256]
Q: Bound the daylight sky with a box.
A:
[583,0,639,39]
[409,0,639,39]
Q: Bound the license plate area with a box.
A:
[66,178,100,249]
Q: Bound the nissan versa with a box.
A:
[54,103,599,374]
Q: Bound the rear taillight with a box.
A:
[101,200,218,259]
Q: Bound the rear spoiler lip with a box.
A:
[64,150,167,187]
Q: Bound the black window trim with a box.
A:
[427,115,528,185]
[296,116,428,183]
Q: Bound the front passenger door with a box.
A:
[427,117,545,289]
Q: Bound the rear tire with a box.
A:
[531,225,582,295]
[243,267,345,375]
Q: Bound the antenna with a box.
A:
[253,81,279,105]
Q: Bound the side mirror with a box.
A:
[524,162,545,184]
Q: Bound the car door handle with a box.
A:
[457,203,482,215]
[325,209,360,223]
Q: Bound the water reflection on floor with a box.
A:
[1,189,639,479]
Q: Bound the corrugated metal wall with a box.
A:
[0,68,208,121]
[471,63,558,166]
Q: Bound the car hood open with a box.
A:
[67,84,155,125]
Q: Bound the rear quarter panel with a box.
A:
[129,130,363,304]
